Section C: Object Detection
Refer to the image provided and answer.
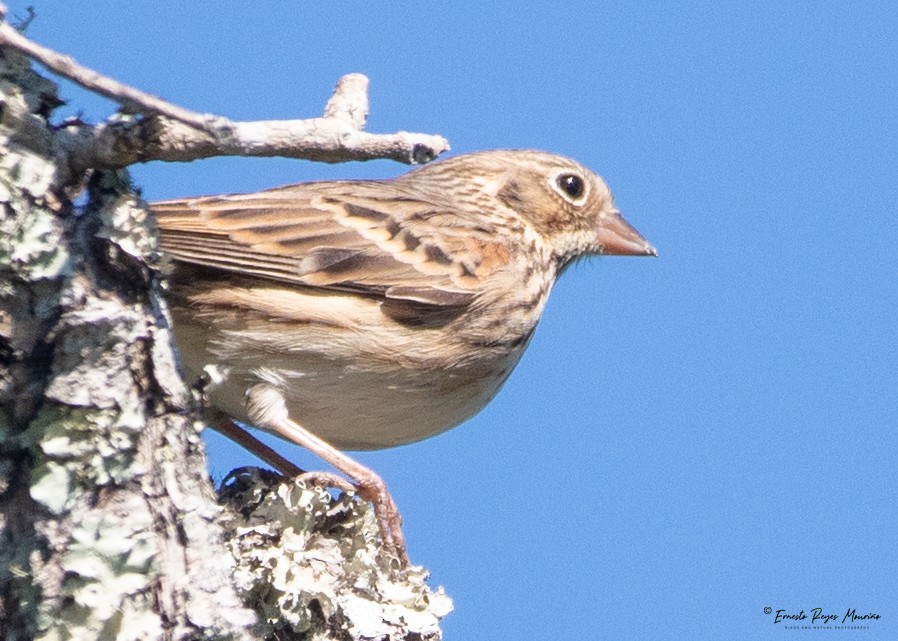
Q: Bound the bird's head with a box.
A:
[406,149,656,266]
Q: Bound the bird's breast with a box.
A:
[170,283,539,450]
[193,338,526,450]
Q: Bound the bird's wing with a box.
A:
[152,180,513,310]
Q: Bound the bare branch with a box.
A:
[55,108,449,177]
[323,72,370,129]
[0,13,449,180]
[0,20,213,128]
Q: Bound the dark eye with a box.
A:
[557,173,585,200]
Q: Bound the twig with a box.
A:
[323,73,369,130]
[0,8,450,179]
[0,19,214,129]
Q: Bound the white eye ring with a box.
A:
[549,171,589,205]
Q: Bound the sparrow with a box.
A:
[152,149,656,563]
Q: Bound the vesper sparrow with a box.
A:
[153,149,655,562]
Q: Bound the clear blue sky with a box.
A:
[13,2,896,639]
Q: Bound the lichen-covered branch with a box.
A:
[220,469,451,640]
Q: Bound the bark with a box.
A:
[0,27,450,641]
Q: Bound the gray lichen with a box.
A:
[220,469,453,641]
[36,493,163,641]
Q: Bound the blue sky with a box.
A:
[13,2,897,639]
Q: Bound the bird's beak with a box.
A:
[596,211,657,256]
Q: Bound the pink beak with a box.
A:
[596,211,657,256]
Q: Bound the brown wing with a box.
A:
[152,180,512,310]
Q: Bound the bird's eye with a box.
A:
[556,173,585,200]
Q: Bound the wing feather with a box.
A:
[153,180,512,309]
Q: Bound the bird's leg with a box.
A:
[244,383,409,565]
[209,413,357,495]
[208,411,306,478]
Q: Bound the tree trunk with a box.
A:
[0,43,257,640]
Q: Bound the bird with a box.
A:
[152,149,655,563]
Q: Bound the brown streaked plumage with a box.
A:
[153,149,655,562]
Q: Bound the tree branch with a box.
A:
[0,9,449,180]
[0,16,214,129]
